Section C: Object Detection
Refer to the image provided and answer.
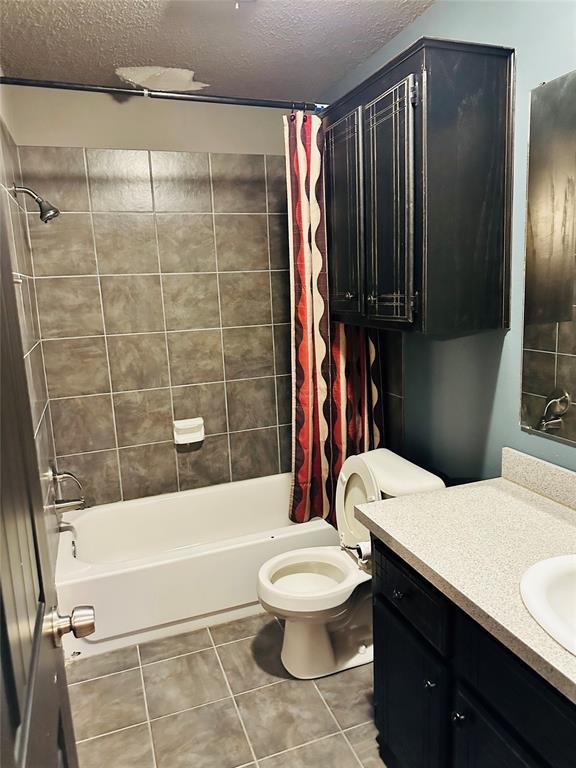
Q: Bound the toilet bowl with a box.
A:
[257,449,445,679]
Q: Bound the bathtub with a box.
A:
[56,473,339,658]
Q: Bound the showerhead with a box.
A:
[12,186,60,223]
[38,197,60,223]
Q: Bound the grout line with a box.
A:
[83,147,124,501]
[74,720,150,745]
[146,694,233,725]
[40,322,290,342]
[28,209,286,217]
[264,155,282,475]
[32,400,50,440]
[136,646,158,768]
[148,152,181,492]
[48,373,285,400]
[208,626,260,767]
[67,664,142,687]
[255,731,343,764]
[33,268,289,278]
[208,154,234,485]
[311,680,364,767]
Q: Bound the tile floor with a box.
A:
[66,613,386,768]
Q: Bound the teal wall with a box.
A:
[324,1,576,478]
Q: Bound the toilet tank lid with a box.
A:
[360,449,445,497]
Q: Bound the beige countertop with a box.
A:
[356,458,576,704]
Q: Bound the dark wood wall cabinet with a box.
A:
[372,539,576,768]
[323,38,514,337]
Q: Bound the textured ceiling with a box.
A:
[0,0,434,101]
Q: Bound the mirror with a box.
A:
[521,69,576,445]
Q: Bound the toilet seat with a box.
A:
[257,546,370,614]
[335,453,379,548]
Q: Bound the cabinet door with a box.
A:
[452,689,540,768]
[324,107,364,316]
[374,597,448,768]
[364,74,416,325]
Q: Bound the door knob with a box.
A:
[51,605,95,647]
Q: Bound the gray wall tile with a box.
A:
[227,377,277,431]
[44,336,110,397]
[215,214,268,271]
[57,450,121,507]
[25,343,47,432]
[51,395,116,454]
[271,270,290,323]
[211,153,266,213]
[162,273,220,330]
[522,350,556,396]
[157,213,216,272]
[558,317,576,354]
[177,435,231,490]
[19,146,89,212]
[276,375,291,425]
[266,155,288,213]
[93,213,158,274]
[151,151,211,212]
[273,324,291,375]
[219,272,272,326]
[119,442,178,500]
[107,333,169,391]
[29,213,96,276]
[172,382,227,434]
[36,277,103,338]
[269,214,289,269]
[223,325,274,380]
[101,275,164,333]
[87,149,153,212]
[167,329,224,385]
[230,427,279,481]
[279,424,291,473]
[113,389,173,446]
[12,145,293,504]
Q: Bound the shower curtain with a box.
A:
[284,112,385,526]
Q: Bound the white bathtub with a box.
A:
[56,473,339,658]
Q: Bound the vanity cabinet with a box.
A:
[372,539,576,768]
[323,38,514,337]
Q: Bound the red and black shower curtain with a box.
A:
[284,112,386,525]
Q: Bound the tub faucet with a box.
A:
[52,469,85,514]
[536,388,571,433]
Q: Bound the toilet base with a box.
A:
[280,584,373,679]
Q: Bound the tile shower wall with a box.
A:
[522,314,576,441]
[0,121,57,556]
[19,145,291,505]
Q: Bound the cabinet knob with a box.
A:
[451,712,466,725]
[367,294,376,304]
[391,588,405,601]
[344,291,356,300]
[423,680,437,689]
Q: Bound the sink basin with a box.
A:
[520,555,576,656]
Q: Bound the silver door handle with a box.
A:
[51,605,95,647]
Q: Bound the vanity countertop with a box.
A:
[355,451,576,704]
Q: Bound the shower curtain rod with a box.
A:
[0,77,328,113]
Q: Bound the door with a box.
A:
[1,205,85,767]
[374,597,449,768]
[452,688,540,768]
[324,106,364,317]
[364,73,416,325]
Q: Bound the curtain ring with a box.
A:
[290,102,296,121]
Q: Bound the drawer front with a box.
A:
[374,540,450,655]
[455,611,576,768]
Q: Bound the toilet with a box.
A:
[257,449,445,679]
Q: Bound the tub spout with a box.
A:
[54,498,85,514]
[58,519,78,538]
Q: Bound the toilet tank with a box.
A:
[363,449,445,498]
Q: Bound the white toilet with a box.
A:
[257,449,445,679]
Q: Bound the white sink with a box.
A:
[520,555,576,656]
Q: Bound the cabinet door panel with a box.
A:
[374,597,448,768]
[365,74,416,324]
[452,689,540,768]
[324,107,363,316]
